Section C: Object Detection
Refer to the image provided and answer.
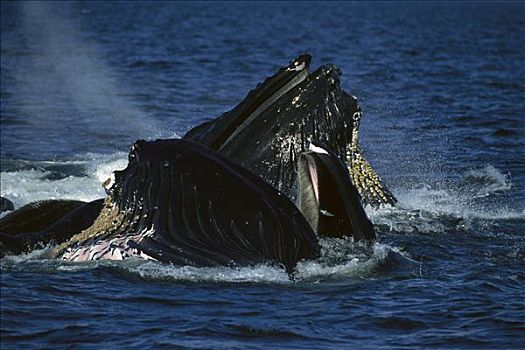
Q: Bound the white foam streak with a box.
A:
[1,169,102,208]
[0,247,51,265]
[296,242,392,280]
[116,240,395,283]
[133,263,291,283]
[1,239,396,283]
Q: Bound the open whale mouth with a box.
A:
[183,53,366,201]
[305,144,331,203]
[55,139,320,273]
[297,144,375,241]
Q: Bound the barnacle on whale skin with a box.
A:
[346,111,397,208]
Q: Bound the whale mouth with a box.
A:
[55,139,320,274]
[183,55,365,201]
[307,155,320,203]
[297,145,375,241]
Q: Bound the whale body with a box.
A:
[1,55,393,273]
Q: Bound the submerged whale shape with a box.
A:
[47,139,320,273]
[0,199,104,255]
[184,54,396,207]
[1,199,88,235]
[0,197,15,213]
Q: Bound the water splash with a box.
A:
[461,165,512,199]
[368,165,524,234]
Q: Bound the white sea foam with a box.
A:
[131,262,291,284]
[462,165,512,199]
[0,236,397,283]
[295,241,394,280]
[0,153,128,209]
[0,247,51,265]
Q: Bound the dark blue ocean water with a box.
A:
[1,2,524,349]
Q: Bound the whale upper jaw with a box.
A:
[184,54,312,151]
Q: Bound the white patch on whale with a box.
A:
[308,143,329,155]
[287,61,306,72]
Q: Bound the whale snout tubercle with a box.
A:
[103,173,116,195]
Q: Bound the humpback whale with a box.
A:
[184,54,396,207]
[50,139,320,273]
[1,55,394,273]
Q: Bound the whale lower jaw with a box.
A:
[53,139,319,274]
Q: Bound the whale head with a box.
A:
[184,54,360,200]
